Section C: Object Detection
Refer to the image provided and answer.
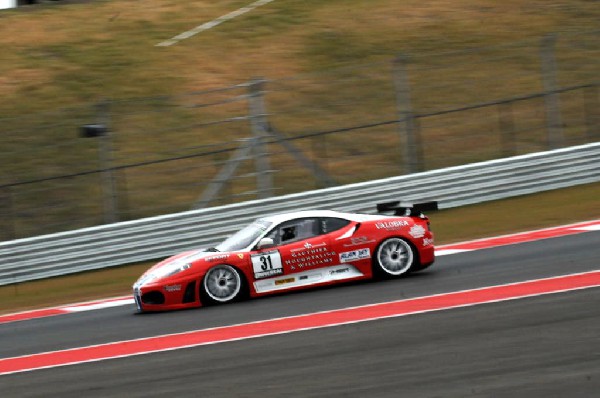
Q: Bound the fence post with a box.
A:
[540,34,564,149]
[194,140,254,209]
[393,55,423,174]
[96,100,119,224]
[268,125,337,188]
[248,78,274,199]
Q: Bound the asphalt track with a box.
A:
[1,231,599,397]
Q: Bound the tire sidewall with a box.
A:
[201,264,247,305]
[373,237,418,278]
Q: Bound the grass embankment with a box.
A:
[1,1,598,238]
[1,182,598,315]
[2,0,598,111]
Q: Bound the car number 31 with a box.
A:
[251,250,283,279]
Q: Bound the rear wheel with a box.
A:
[373,237,415,277]
[201,264,244,304]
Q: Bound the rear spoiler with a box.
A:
[376,201,438,217]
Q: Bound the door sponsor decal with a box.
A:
[285,244,336,270]
[253,265,365,294]
[339,248,371,263]
[274,277,295,286]
[290,242,327,252]
[251,250,283,279]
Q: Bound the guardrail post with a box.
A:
[248,78,274,199]
[393,55,423,174]
[540,34,565,149]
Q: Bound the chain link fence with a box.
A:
[1,32,598,241]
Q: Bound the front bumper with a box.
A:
[133,279,202,312]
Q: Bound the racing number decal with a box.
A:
[260,255,273,270]
[252,250,283,279]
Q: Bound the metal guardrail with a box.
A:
[1,142,599,286]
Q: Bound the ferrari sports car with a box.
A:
[133,201,437,312]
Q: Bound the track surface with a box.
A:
[1,231,599,397]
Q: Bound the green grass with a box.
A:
[0,182,598,315]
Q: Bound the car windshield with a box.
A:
[215,219,273,252]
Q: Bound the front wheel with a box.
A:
[201,264,245,304]
[373,237,415,277]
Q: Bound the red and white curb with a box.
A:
[1,219,598,326]
[434,219,600,256]
[1,270,599,376]
[0,296,134,325]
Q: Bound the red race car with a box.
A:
[133,201,437,312]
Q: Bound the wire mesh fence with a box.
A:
[0,32,598,241]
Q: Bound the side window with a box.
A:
[267,218,320,245]
[265,227,280,244]
[321,217,351,234]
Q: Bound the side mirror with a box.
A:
[257,237,275,250]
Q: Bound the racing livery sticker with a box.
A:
[252,250,283,279]
[339,248,371,263]
[164,284,182,292]
[343,236,376,247]
[409,224,426,238]
[375,220,409,230]
[290,242,327,252]
[206,254,229,262]
[330,267,351,275]
[275,277,295,286]
[285,244,336,270]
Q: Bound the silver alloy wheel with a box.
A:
[376,238,414,276]
[203,264,242,303]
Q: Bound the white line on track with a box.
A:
[573,225,600,231]
[62,298,135,312]
[434,248,472,256]
[156,0,276,47]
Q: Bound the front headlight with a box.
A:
[134,262,192,289]
[164,262,192,277]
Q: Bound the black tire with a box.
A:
[411,260,434,273]
[201,264,246,304]
[373,237,416,278]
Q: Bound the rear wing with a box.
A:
[376,201,438,217]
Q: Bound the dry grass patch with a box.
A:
[0,0,597,238]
